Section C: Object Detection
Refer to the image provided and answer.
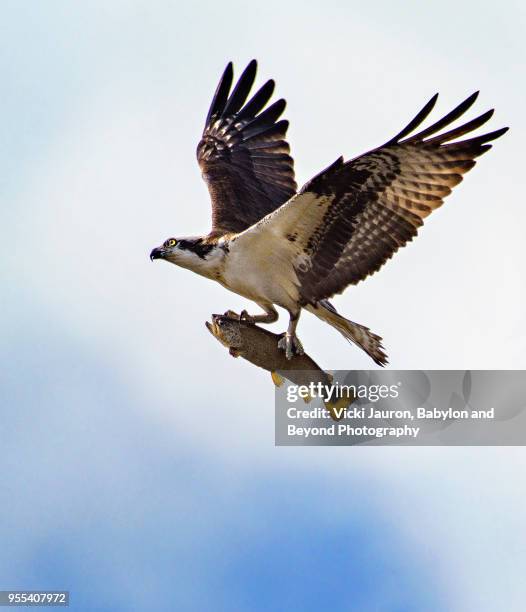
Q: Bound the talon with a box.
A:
[277,334,304,360]
[294,337,304,356]
[240,309,255,324]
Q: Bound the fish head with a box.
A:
[206,314,244,350]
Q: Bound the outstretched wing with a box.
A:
[197,60,297,235]
[236,92,507,304]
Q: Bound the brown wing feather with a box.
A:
[197,60,296,235]
[296,93,508,304]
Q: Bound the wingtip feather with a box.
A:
[205,62,234,126]
[222,60,258,117]
[387,93,439,145]
[404,90,486,143]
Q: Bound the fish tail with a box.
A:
[324,388,355,421]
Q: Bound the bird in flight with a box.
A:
[150,60,507,365]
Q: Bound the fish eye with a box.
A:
[164,238,177,248]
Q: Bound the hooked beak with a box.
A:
[150,247,164,261]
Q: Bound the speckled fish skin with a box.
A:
[206,314,332,388]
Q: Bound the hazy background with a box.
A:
[1,1,525,610]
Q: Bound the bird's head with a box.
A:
[149,236,220,274]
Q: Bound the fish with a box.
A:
[206,313,354,419]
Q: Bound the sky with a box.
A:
[1,1,525,610]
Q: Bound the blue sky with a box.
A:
[1,1,525,610]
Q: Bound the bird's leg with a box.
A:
[278,310,304,360]
[240,305,278,325]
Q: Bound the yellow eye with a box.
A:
[164,238,177,248]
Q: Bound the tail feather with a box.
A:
[307,301,388,366]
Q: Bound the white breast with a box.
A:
[222,236,300,310]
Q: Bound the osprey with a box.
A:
[150,60,507,364]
